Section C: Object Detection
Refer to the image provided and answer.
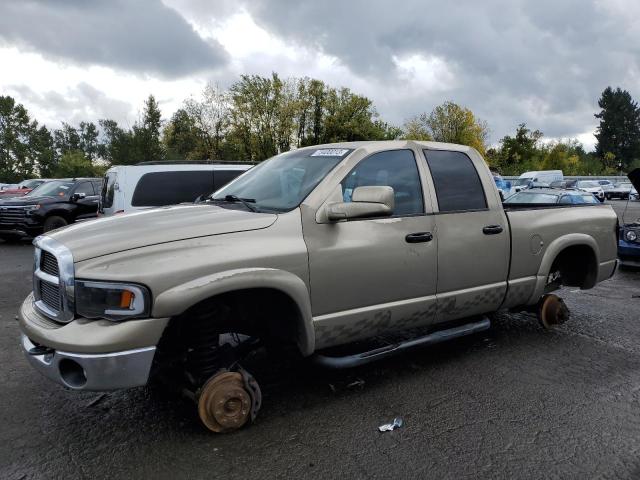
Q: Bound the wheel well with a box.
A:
[160,288,304,352]
[45,211,71,222]
[549,244,598,289]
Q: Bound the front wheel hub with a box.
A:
[537,294,570,329]
[197,369,261,433]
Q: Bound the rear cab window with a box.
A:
[423,150,487,212]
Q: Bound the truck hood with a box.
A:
[0,195,63,206]
[628,168,640,192]
[47,204,278,262]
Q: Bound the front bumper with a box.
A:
[618,240,640,266]
[19,293,170,390]
[21,334,156,390]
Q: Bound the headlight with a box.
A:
[24,204,40,213]
[626,230,638,242]
[75,280,150,321]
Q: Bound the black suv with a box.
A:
[0,178,102,241]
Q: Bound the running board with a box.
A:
[311,317,491,369]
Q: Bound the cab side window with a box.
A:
[74,182,95,196]
[424,150,487,212]
[341,150,424,216]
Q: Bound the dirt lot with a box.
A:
[1,200,640,479]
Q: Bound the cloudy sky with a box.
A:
[1,0,639,150]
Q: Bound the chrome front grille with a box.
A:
[40,251,59,276]
[40,280,62,310]
[33,237,75,323]
[0,206,26,224]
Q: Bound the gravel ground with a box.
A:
[1,200,640,479]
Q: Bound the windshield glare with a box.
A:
[513,178,533,186]
[212,148,351,212]
[27,181,74,197]
[577,181,599,188]
[504,192,558,203]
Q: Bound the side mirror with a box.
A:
[327,186,394,221]
[72,192,86,202]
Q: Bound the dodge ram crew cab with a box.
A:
[19,141,618,433]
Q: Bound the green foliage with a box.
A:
[54,150,104,178]
[0,95,54,182]
[595,87,640,169]
[401,102,488,155]
[7,78,640,181]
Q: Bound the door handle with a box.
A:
[405,232,433,243]
[482,225,503,235]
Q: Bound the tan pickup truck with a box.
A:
[19,141,618,432]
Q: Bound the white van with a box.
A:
[509,170,563,196]
[99,163,253,216]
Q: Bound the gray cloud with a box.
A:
[231,0,640,144]
[0,0,228,77]
[3,0,640,148]
[7,83,134,127]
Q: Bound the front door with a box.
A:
[304,149,438,349]
[422,149,510,322]
[73,181,100,219]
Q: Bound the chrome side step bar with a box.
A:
[311,317,491,369]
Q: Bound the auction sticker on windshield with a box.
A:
[311,149,350,157]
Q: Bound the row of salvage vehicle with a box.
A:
[13,140,640,433]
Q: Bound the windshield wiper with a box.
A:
[212,194,257,212]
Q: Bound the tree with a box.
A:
[401,114,432,141]
[131,95,164,163]
[491,123,544,174]
[595,87,640,170]
[0,95,48,182]
[424,101,489,155]
[183,83,231,160]
[54,150,101,177]
[162,108,205,160]
[98,119,134,164]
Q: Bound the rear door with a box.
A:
[422,149,510,322]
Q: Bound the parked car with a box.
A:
[618,169,640,267]
[0,178,101,241]
[504,188,601,205]
[575,180,605,202]
[597,179,615,190]
[0,183,19,191]
[606,182,637,200]
[492,173,511,198]
[19,141,617,433]
[509,170,563,196]
[100,163,253,216]
[0,179,48,199]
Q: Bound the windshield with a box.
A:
[504,192,559,204]
[616,183,633,189]
[577,181,599,188]
[212,148,351,212]
[27,181,74,197]
[18,179,43,189]
[513,177,533,187]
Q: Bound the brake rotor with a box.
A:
[197,371,253,433]
[538,294,570,330]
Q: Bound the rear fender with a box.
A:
[529,234,599,302]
